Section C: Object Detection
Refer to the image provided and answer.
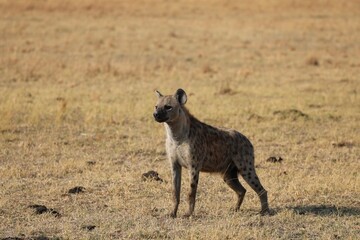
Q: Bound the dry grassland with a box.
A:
[0,0,359,239]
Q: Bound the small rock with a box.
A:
[306,57,319,66]
[68,186,86,194]
[86,161,96,165]
[28,204,61,217]
[331,141,354,148]
[266,157,283,163]
[142,170,163,182]
[218,87,237,95]
[82,225,96,231]
[29,204,48,214]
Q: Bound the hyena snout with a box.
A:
[153,110,169,123]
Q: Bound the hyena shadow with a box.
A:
[287,204,360,216]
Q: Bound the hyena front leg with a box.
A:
[184,166,199,217]
[170,162,182,218]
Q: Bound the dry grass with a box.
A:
[0,0,359,239]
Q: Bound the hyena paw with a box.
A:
[260,208,272,216]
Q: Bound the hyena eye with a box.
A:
[155,105,158,109]
[164,105,173,111]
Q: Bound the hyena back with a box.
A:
[153,89,269,217]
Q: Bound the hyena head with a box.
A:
[153,89,187,123]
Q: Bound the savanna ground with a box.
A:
[0,0,359,239]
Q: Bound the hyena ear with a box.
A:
[175,88,187,105]
[155,90,163,98]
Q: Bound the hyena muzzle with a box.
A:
[153,88,270,218]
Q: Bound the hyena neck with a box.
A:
[165,107,191,142]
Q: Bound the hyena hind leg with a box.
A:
[236,160,270,215]
[223,165,247,211]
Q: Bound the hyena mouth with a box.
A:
[153,114,169,123]
[154,117,169,123]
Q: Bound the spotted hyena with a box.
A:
[153,89,269,218]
